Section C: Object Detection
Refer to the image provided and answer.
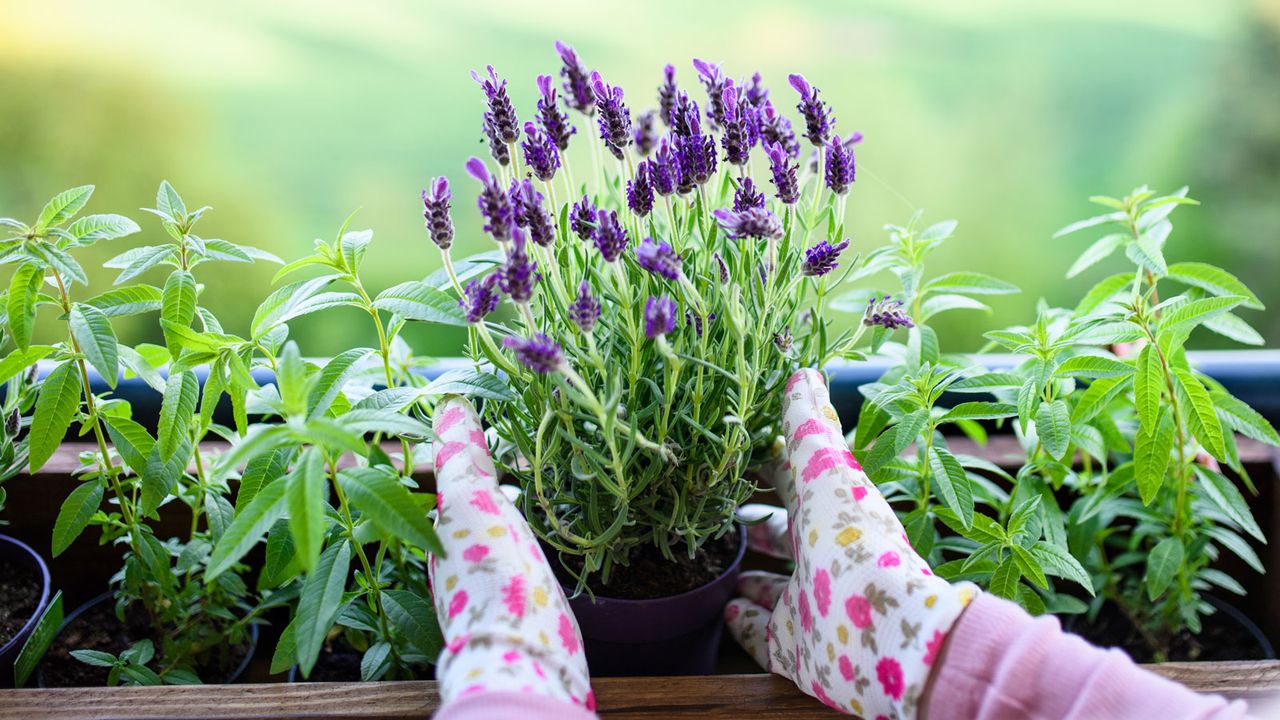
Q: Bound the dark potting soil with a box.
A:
[298,640,364,683]
[0,557,41,647]
[1072,601,1270,663]
[40,600,251,687]
[554,530,741,600]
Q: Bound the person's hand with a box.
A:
[429,396,595,711]
[726,369,978,719]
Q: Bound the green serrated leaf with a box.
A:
[8,263,43,350]
[52,481,103,556]
[161,270,197,359]
[287,448,328,573]
[157,371,199,463]
[337,467,443,555]
[70,304,119,387]
[423,368,518,402]
[1146,537,1183,601]
[206,478,288,581]
[927,445,973,529]
[295,540,352,678]
[36,185,94,230]
[372,281,468,326]
[1035,399,1070,460]
[1173,369,1226,461]
[382,590,443,660]
[29,362,82,472]
[1134,410,1174,505]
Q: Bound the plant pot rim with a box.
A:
[37,591,260,687]
[565,523,748,606]
[0,534,52,658]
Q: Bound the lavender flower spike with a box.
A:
[471,65,520,144]
[421,177,454,250]
[824,133,856,195]
[760,100,800,158]
[500,227,539,302]
[522,121,561,182]
[633,110,658,156]
[712,207,783,240]
[635,237,682,281]
[693,58,727,130]
[788,73,834,147]
[627,161,655,217]
[568,281,602,334]
[571,195,597,241]
[720,83,751,166]
[801,239,850,277]
[591,71,633,160]
[459,272,502,323]
[649,137,681,196]
[733,177,766,212]
[591,209,629,262]
[511,179,555,248]
[766,142,800,205]
[864,295,914,330]
[466,157,513,241]
[658,64,678,128]
[535,74,575,151]
[555,41,595,115]
[503,333,564,374]
[644,296,677,339]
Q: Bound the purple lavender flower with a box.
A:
[421,177,454,250]
[685,310,717,337]
[693,59,727,130]
[522,121,561,182]
[500,228,539,302]
[644,296,677,339]
[774,326,793,352]
[713,207,783,240]
[658,64,678,128]
[459,272,502,323]
[511,180,555,248]
[649,138,681,196]
[633,110,658,156]
[568,281,601,333]
[535,74,575,151]
[465,157,513,241]
[635,237,681,280]
[481,115,511,166]
[788,73,834,147]
[472,65,520,145]
[627,161,655,217]
[503,333,564,373]
[570,195,597,240]
[669,91,700,137]
[766,142,800,205]
[864,295,914,330]
[760,100,800,158]
[676,132,717,190]
[720,84,751,166]
[809,131,862,173]
[733,177,766,212]
[592,209,629,262]
[714,252,729,283]
[744,72,769,108]
[801,239,850,277]
[824,134,857,195]
[590,71,632,160]
[555,41,595,115]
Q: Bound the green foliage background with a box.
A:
[1,0,1276,355]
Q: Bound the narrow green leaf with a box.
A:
[0,345,55,383]
[206,478,288,581]
[1196,468,1263,542]
[1066,233,1125,279]
[36,185,94,230]
[1074,273,1133,316]
[295,540,352,678]
[52,481,103,556]
[235,448,292,513]
[940,402,1018,423]
[65,214,140,244]
[927,446,973,529]
[1159,296,1245,335]
[1011,545,1048,589]
[85,285,163,317]
[1035,400,1071,460]
[1133,345,1163,431]
[989,556,1021,598]
[1173,369,1226,460]
[29,362,82,472]
[287,448,328,573]
[155,180,187,221]
[338,467,443,555]
[8,263,43,350]
[161,270,197,359]
[923,272,1018,295]
[103,415,156,476]
[156,371,199,463]
[1146,537,1183,601]
[70,304,119,387]
[423,368,518,402]
[1166,262,1263,310]
[307,347,374,419]
[1134,410,1174,505]
[372,281,468,326]
[1054,355,1134,380]
[14,592,63,686]
[1029,541,1094,594]
[1125,233,1167,277]
[382,589,443,659]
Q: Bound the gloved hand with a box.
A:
[429,396,595,712]
[726,369,978,719]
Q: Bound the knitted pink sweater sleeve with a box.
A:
[434,690,599,720]
[925,593,1255,720]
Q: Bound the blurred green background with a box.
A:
[2,0,1277,356]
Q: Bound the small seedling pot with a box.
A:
[37,592,258,687]
[567,524,747,676]
[0,534,52,688]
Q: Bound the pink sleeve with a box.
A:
[925,594,1254,720]
[434,690,599,720]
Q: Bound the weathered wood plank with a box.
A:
[0,663,1276,720]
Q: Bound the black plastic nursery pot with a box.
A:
[36,592,259,687]
[566,524,748,677]
[0,534,52,688]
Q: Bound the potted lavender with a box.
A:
[424,45,891,675]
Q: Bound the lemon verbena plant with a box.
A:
[422,46,897,589]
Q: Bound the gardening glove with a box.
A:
[429,396,596,717]
[726,369,979,719]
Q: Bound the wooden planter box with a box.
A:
[2,439,1279,718]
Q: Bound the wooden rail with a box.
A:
[1,663,1278,719]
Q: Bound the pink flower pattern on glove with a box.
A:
[429,397,593,711]
[726,370,977,719]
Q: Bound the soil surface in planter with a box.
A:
[299,640,363,683]
[1073,602,1270,663]
[41,600,251,687]
[554,530,741,600]
[0,557,41,646]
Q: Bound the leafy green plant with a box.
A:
[205,221,500,679]
[1,182,285,683]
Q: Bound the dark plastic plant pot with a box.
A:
[567,524,747,677]
[36,591,259,687]
[1066,594,1274,662]
[0,534,52,688]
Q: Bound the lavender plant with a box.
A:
[426,47,885,591]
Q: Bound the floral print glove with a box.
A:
[429,396,596,712]
[726,370,978,719]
